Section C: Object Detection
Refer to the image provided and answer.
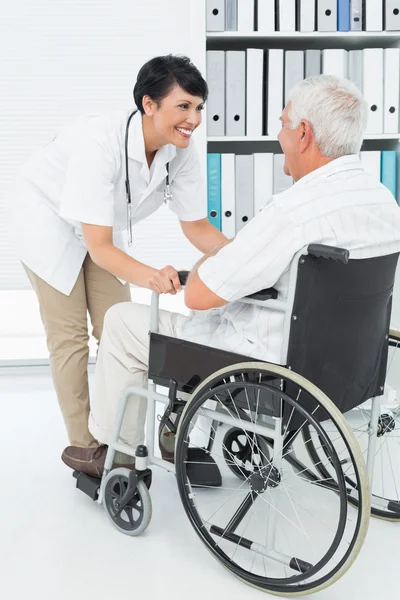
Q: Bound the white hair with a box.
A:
[287,74,368,158]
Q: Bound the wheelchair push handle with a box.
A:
[308,244,349,264]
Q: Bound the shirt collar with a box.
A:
[126,109,177,167]
[293,154,363,189]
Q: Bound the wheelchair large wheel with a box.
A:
[175,362,370,596]
[103,468,152,536]
[303,328,400,521]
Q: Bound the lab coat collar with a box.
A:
[126,109,177,165]
[126,109,177,191]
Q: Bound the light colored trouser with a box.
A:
[23,255,131,448]
[89,301,179,448]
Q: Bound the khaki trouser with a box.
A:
[23,255,131,448]
[89,302,179,448]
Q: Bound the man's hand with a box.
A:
[148,265,182,295]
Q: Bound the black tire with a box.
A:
[175,362,370,596]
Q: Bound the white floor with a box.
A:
[1,373,399,600]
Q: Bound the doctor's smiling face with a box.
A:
[142,84,204,150]
[133,55,208,154]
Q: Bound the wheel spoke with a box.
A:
[175,368,366,588]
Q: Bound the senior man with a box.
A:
[62,74,400,476]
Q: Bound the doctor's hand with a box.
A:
[148,265,182,295]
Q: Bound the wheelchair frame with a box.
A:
[73,243,399,595]
[97,246,307,501]
[97,245,385,497]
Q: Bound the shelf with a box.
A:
[206,31,400,50]
[208,134,400,142]
[207,32,400,39]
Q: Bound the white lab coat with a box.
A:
[9,109,206,295]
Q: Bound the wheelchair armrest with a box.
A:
[246,287,278,301]
[178,271,277,302]
[307,244,349,264]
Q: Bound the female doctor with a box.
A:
[11,54,226,455]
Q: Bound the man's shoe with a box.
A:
[159,421,176,463]
[158,421,221,487]
[61,444,135,478]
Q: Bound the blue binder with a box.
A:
[207,153,222,230]
[381,151,397,200]
[338,0,351,31]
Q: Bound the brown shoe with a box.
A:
[61,444,135,478]
[158,422,176,463]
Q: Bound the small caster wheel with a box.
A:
[103,468,152,536]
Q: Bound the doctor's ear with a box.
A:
[142,95,159,116]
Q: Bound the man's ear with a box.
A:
[300,119,312,151]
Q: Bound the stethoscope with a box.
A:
[124,109,172,246]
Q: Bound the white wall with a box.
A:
[0,0,206,358]
[0,0,206,290]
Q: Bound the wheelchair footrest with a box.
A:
[186,448,222,488]
[388,500,400,515]
[73,470,100,501]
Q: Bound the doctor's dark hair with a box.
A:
[133,55,208,114]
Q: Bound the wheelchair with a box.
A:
[73,243,400,596]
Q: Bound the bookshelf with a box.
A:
[207,31,400,42]
[202,0,400,340]
[205,30,400,145]
[203,1,400,233]
[205,10,400,188]
[209,133,400,142]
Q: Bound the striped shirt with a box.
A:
[175,155,400,364]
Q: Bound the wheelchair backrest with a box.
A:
[286,251,399,414]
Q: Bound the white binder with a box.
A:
[305,50,321,78]
[225,0,238,30]
[238,0,254,32]
[206,51,225,136]
[366,0,383,31]
[226,51,246,136]
[257,0,275,32]
[235,155,254,232]
[206,0,225,31]
[254,154,274,213]
[360,151,381,181]
[348,50,363,92]
[285,51,304,105]
[246,49,264,137]
[299,0,316,31]
[267,49,284,137]
[322,49,348,79]
[385,0,400,30]
[384,48,400,134]
[278,0,296,31]
[363,48,384,135]
[221,154,236,238]
[350,0,363,30]
[317,0,338,31]
[273,154,293,194]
